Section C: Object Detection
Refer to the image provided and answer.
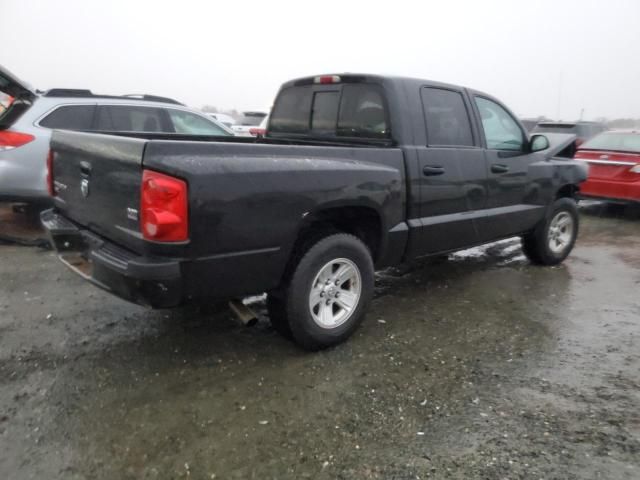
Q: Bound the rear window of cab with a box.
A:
[269,84,390,140]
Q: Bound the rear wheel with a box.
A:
[522,197,579,265]
[267,233,374,350]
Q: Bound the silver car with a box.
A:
[0,66,233,203]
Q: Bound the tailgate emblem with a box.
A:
[80,179,90,198]
[127,207,139,221]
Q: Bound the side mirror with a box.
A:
[530,134,550,152]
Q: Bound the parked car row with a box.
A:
[2,63,637,350]
[230,111,268,136]
[0,66,234,203]
[207,111,270,137]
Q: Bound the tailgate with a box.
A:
[50,130,147,253]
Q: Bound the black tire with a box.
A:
[522,197,579,266]
[268,233,374,351]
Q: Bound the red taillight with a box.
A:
[249,127,266,137]
[0,130,35,150]
[46,150,55,196]
[314,75,341,84]
[140,170,188,242]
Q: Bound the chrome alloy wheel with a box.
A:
[547,211,574,254]
[309,258,362,329]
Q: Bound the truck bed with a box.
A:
[48,130,407,301]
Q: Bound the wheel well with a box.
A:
[291,206,382,262]
[556,184,579,199]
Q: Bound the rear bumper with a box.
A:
[579,178,640,203]
[41,209,183,308]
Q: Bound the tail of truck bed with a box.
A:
[50,132,149,253]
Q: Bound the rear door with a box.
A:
[0,65,36,101]
[410,86,487,256]
[472,95,544,241]
[0,65,37,130]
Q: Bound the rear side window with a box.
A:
[337,85,389,139]
[270,83,390,139]
[421,87,473,146]
[269,87,312,133]
[168,109,230,135]
[39,105,95,130]
[96,105,166,132]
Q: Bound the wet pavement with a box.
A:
[0,203,639,479]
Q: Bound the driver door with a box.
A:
[472,95,546,241]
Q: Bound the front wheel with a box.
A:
[522,197,579,265]
[268,233,374,350]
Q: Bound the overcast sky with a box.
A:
[2,0,639,120]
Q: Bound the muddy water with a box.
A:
[0,203,638,479]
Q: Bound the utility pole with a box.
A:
[556,72,563,120]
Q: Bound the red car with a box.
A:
[575,130,640,203]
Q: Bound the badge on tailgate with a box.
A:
[80,178,90,197]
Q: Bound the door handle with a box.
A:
[491,163,509,174]
[423,165,445,176]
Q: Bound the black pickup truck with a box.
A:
[42,74,587,350]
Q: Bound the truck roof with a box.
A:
[283,73,468,91]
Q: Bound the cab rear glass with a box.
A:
[269,83,390,140]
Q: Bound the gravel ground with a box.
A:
[0,203,639,479]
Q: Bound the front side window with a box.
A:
[269,87,312,133]
[475,97,524,151]
[96,105,166,132]
[421,88,473,146]
[168,110,229,135]
[39,105,95,130]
